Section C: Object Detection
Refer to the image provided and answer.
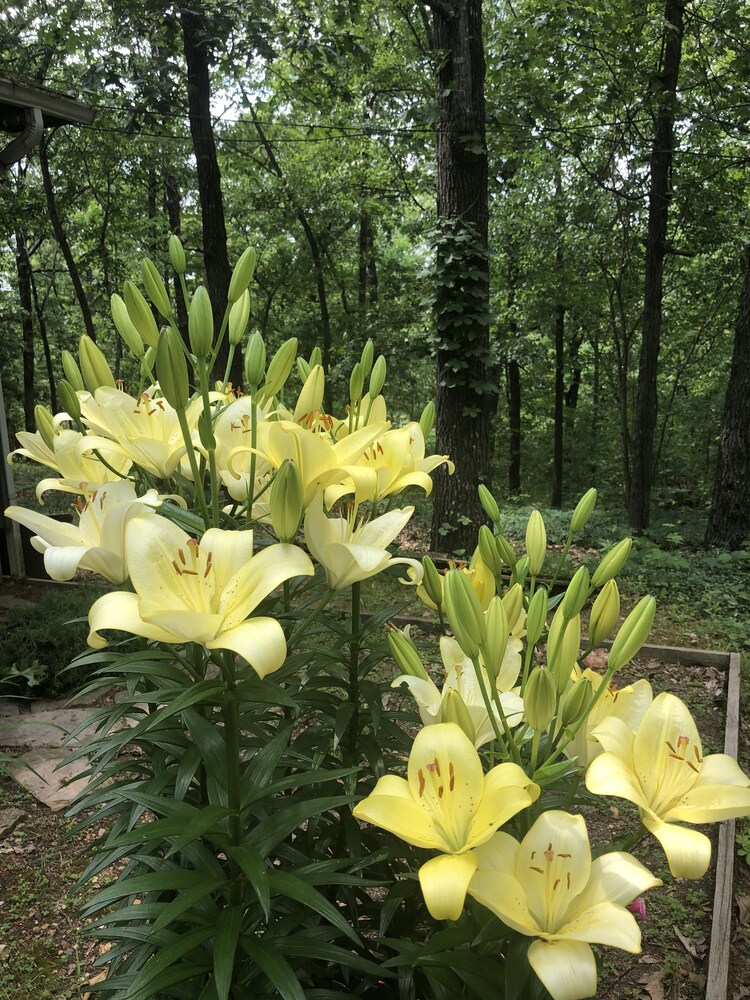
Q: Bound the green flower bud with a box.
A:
[607,595,656,673]
[124,280,159,348]
[369,355,386,398]
[296,357,311,382]
[478,525,503,578]
[526,586,549,649]
[525,509,547,577]
[294,365,325,423]
[561,566,591,620]
[502,583,524,633]
[168,235,186,275]
[547,606,581,694]
[244,332,266,389]
[349,361,364,404]
[269,459,304,542]
[34,405,55,450]
[512,553,529,588]
[559,677,592,728]
[419,401,435,440]
[228,247,257,303]
[261,337,298,399]
[308,346,322,369]
[61,350,84,392]
[443,568,487,660]
[156,327,190,410]
[141,258,172,320]
[589,579,620,646]
[188,285,214,358]
[570,487,597,535]
[591,537,632,589]
[421,556,444,609]
[143,346,156,375]
[496,533,517,568]
[440,689,476,744]
[58,380,80,422]
[111,293,145,357]
[524,667,557,732]
[360,339,374,378]
[388,627,429,681]
[478,484,501,525]
[228,289,250,347]
[482,596,509,679]
[79,335,116,395]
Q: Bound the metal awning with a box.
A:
[0,73,96,131]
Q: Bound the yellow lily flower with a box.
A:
[304,493,419,590]
[468,810,661,1000]
[211,396,272,502]
[353,722,539,920]
[562,668,652,767]
[586,692,750,877]
[5,480,162,583]
[11,426,132,500]
[406,548,496,614]
[87,516,314,678]
[393,636,524,748]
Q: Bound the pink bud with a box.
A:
[627,897,647,921]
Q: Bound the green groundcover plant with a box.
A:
[5,239,750,1000]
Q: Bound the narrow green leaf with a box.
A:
[151,876,226,933]
[213,905,244,1000]
[250,794,351,856]
[245,938,306,1000]
[268,870,360,944]
[229,843,270,920]
[165,805,230,858]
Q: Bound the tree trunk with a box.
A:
[14,228,35,431]
[507,357,521,494]
[164,172,190,344]
[705,248,750,548]
[39,136,96,343]
[551,302,565,508]
[180,5,241,386]
[428,0,494,553]
[29,267,58,415]
[628,0,685,531]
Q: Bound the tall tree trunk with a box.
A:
[507,356,521,494]
[14,228,35,430]
[551,303,565,508]
[180,5,240,386]
[428,0,494,553]
[358,206,371,344]
[39,136,96,342]
[628,0,685,531]
[705,248,750,548]
[29,268,58,415]
[164,172,189,344]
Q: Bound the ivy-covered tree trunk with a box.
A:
[628,0,685,531]
[428,0,494,554]
[705,247,750,548]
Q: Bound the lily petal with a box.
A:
[418,852,478,921]
[527,939,597,1000]
[207,617,287,678]
[585,750,650,812]
[88,591,176,647]
[642,815,712,879]
[352,774,444,851]
[557,900,642,951]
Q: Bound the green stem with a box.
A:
[196,360,220,527]
[176,407,211,527]
[287,589,335,647]
[222,345,237,391]
[549,533,573,591]
[470,656,516,761]
[344,581,362,765]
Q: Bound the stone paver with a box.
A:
[0,707,103,748]
[6,748,90,811]
[0,806,25,838]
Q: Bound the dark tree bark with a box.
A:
[180,5,241,386]
[39,135,96,342]
[14,228,35,430]
[507,357,521,494]
[164,172,189,344]
[427,0,494,553]
[551,302,565,508]
[29,267,58,415]
[628,0,685,531]
[705,248,750,548]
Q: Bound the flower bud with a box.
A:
[525,509,547,577]
[502,583,524,633]
[124,280,159,348]
[294,365,324,422]
[156,327,190,410]
[591,537,632,589]
[141,258,172,319]
[228,289,250,346]
[421,556,444,609]
[548,606,581,694]
[143,346,156,375]
[34,405,55,449]
[496,533,516,568]
[419,400,435,440]
[79,335,116,394]
[111,293,145,357]
[478,484,500,526]
[349,361,364,404]
[388,627,429,682]
[296,357,311,382]
[607,595,656,673]
[559,677,592,728]
[440,690,476,744]
[525,588,547,651]
[244,332,266,389]
[512,553,529,588]
[369,355,386,398]
[228,247,257,303]
[61,350,85,392]
[168,235,186,275]
[188,285,214,358]
[561,566,590,620]
[443,568,486,659]
[524,667,557,732]
[360,339,374,378]
[309,346,322,369]
[269,459,304,542]
[570,487,597,535]
[589,579,620,647]
[482,596,509,679]
[262,337,298,399]
[58,380,81,421]
[478,525,502,578]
